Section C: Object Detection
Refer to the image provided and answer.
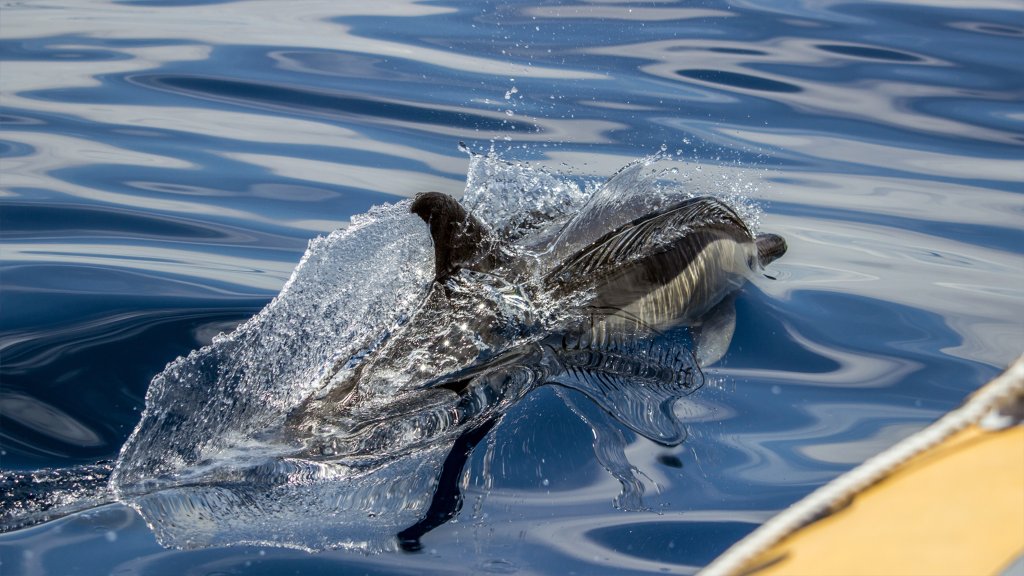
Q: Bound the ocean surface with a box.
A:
[1,0,1022,574]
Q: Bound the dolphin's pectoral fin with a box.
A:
[545,339,703,446]
[692,294,737,367]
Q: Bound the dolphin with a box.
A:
[410,190,785,332]
[286,191,786,437]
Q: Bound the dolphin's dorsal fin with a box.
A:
[411,192,495,281]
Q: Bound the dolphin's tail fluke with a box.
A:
[755,233,787,267]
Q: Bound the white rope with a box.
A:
[700,354,1024,576]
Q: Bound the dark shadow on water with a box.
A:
[0,305,261,468]
[0,39,130,62]
[132,74,535,132]
[0,202,227,240]
[586,521,756,566]
[676,69,802,93]
[768,199,1024,255]
[816,43,923,62]
[704,47,769,56]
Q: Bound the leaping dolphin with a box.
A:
[410,190,786,328]
[286,191,786,441]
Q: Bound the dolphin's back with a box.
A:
[545,197,772,330]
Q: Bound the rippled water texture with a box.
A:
[2,1,1022,574]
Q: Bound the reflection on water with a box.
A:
[2,0,1022,573]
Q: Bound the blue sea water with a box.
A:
[1,0,1022,574]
